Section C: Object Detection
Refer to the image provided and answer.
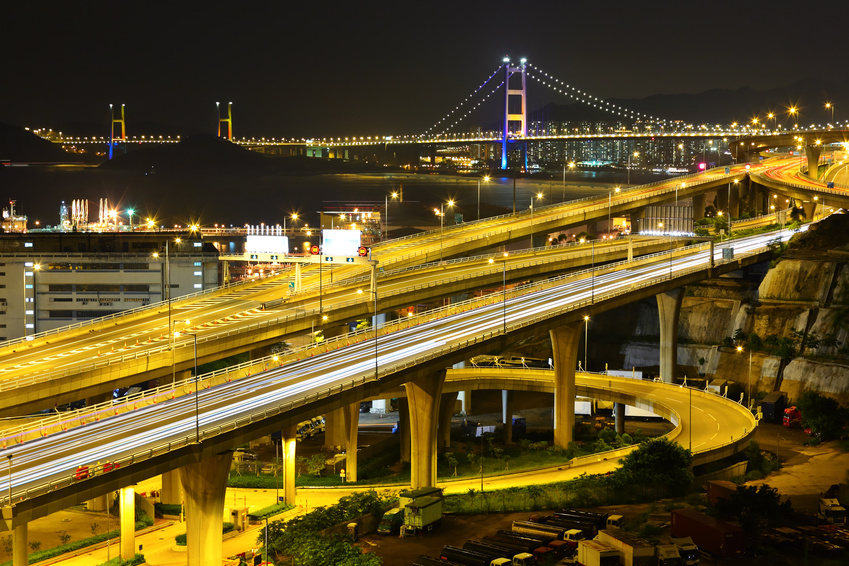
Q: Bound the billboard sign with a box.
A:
[322,229,361,256]
[246,235,289,255]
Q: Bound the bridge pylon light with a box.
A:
[501,59,527,170]
[108,103,126,160]
[217,101,233,140]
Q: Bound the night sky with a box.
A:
[4,0,848,139]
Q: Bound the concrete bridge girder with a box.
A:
[3,247,772,531]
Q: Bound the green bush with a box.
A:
[248,502,294,521]
[96,554,146,566]
[153,502,182,516]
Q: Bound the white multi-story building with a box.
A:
[0,232,220,341]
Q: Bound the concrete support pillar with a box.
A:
[13,523,26,566]
[614,403,625,435]
[283,425,297,505]
[404,371,446,488]
[325,407,346,450]
[180,451,233,566]
[119,486,135,560]
[656,288,684,383]
[550,324,581,448]
[341,402,359,482]
[458,390,472,414]
[805,145,823,179]
[691,194,705,220]
[715,188,728,213]
[86,493,109,512]
[627,239,634,262]
[631,207,646,233]
[802,201,817,222]
[438,392,458,449]
[502,390,515,444]
[399,398,411,462]
[729,183,740,219]
[161,469,182,505]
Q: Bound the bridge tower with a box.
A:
[108,103,126,160]
[217,101,233,140]
[501,57,528,170]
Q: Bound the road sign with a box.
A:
[725,167,730,174]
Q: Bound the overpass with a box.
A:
[0,227,781,564]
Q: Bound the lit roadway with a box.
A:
[0,236,677,414]
[0,228,783,521]
[0,156,831,414]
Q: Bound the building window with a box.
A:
[194,262,202,266]
[25,323,34,329]
[24,262,34,267]
[193,242,202,247]
[24,243,33,248]
[193,271,202,276]
[25,284,33,289]
[25,310,33,315]
[193,283,202,289]
[24,272,33,277]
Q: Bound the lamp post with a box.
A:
[583,315,589,371]
[530,192,542,244]
[174,326,200,443]
[154,238,177,382]
[478,422,484,493]
[385,192,397,238]
[127,209,134,231]
[826,102,834,125]
[627,151,639,185]
[737,345,752,407]
[477,177,488,221]
[435,200,454,261]
[489,253,508,334]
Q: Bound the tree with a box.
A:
[715,484,791,545]
[613,437,693,493]
[797,391,848,440]
[308,453,327,476]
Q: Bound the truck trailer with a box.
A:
[670,508,744,558]
[670,537,700,566]
[576,539,619,566]
[596,528,655,566]
[404,495,442,533]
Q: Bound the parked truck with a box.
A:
[597,528,655,566]
[670,537,699,566]
[705,480,738,505]
[404,495,442,533]
[759,391,787,422]
[376,507,404,535]
[440,545,536,566]
[670,508,744,558]
[576,539,620,566]
[553,508,609,531]
[783,406,802,428]
[461,541,548,566]
[540,515,597,539]
[511,520,566,541]
[818,498,847,525]
[655,544,683,566]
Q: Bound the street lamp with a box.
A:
[489,252,509,334]
[826,102,834,125]
[737,345,752,408]
[478,422,484,493]
[583,315,590,372]
[627,151,639,185]
[530,192,542,242]
[174,324,200,443]
[385,192,398,238]
[435,200,454,261]
[153,238,177,382]
[477,177,488,221]
[127,209,134,231]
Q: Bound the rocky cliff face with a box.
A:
[594,213,849,406]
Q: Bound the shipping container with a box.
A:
[760,392,786,422]
[670,508,744,558]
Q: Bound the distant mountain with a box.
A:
[0,122,82,163]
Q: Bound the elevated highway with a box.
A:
[0,228,781,526]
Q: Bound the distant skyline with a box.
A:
[4,0,848,138]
